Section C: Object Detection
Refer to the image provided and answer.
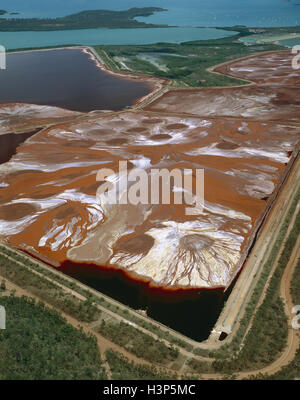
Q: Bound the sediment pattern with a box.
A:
[0,50,299,289]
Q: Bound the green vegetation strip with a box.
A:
[98,320,179,364]
[105,349,176,380]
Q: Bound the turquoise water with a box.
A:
[1,0,300,26]
[0,1,299,49]
[277,37,300,47]
[0,28,236,50]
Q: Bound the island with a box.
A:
[0,7,168,31]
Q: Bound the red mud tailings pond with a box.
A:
[0,48,158,112]
[0,50,299,340]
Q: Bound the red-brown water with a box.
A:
[0,49,153,112]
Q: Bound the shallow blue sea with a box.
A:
[1,0,300,26]
[0,27,237,50]
[0,1,299,49]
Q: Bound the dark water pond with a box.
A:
[0,128,41,164]
[60,260,230,342]
[0,48,152,112]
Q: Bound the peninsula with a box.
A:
[0,7,167,31]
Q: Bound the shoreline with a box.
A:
[1,26,238,52]
[83,46,169,107]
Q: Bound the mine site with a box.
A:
[0,47,299,340]
[0,2,299,383]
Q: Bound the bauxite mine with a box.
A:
[0,51,299,289]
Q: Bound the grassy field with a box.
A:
[98,320,179,365]
[94,27,286,87]
[105,349,176,380]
